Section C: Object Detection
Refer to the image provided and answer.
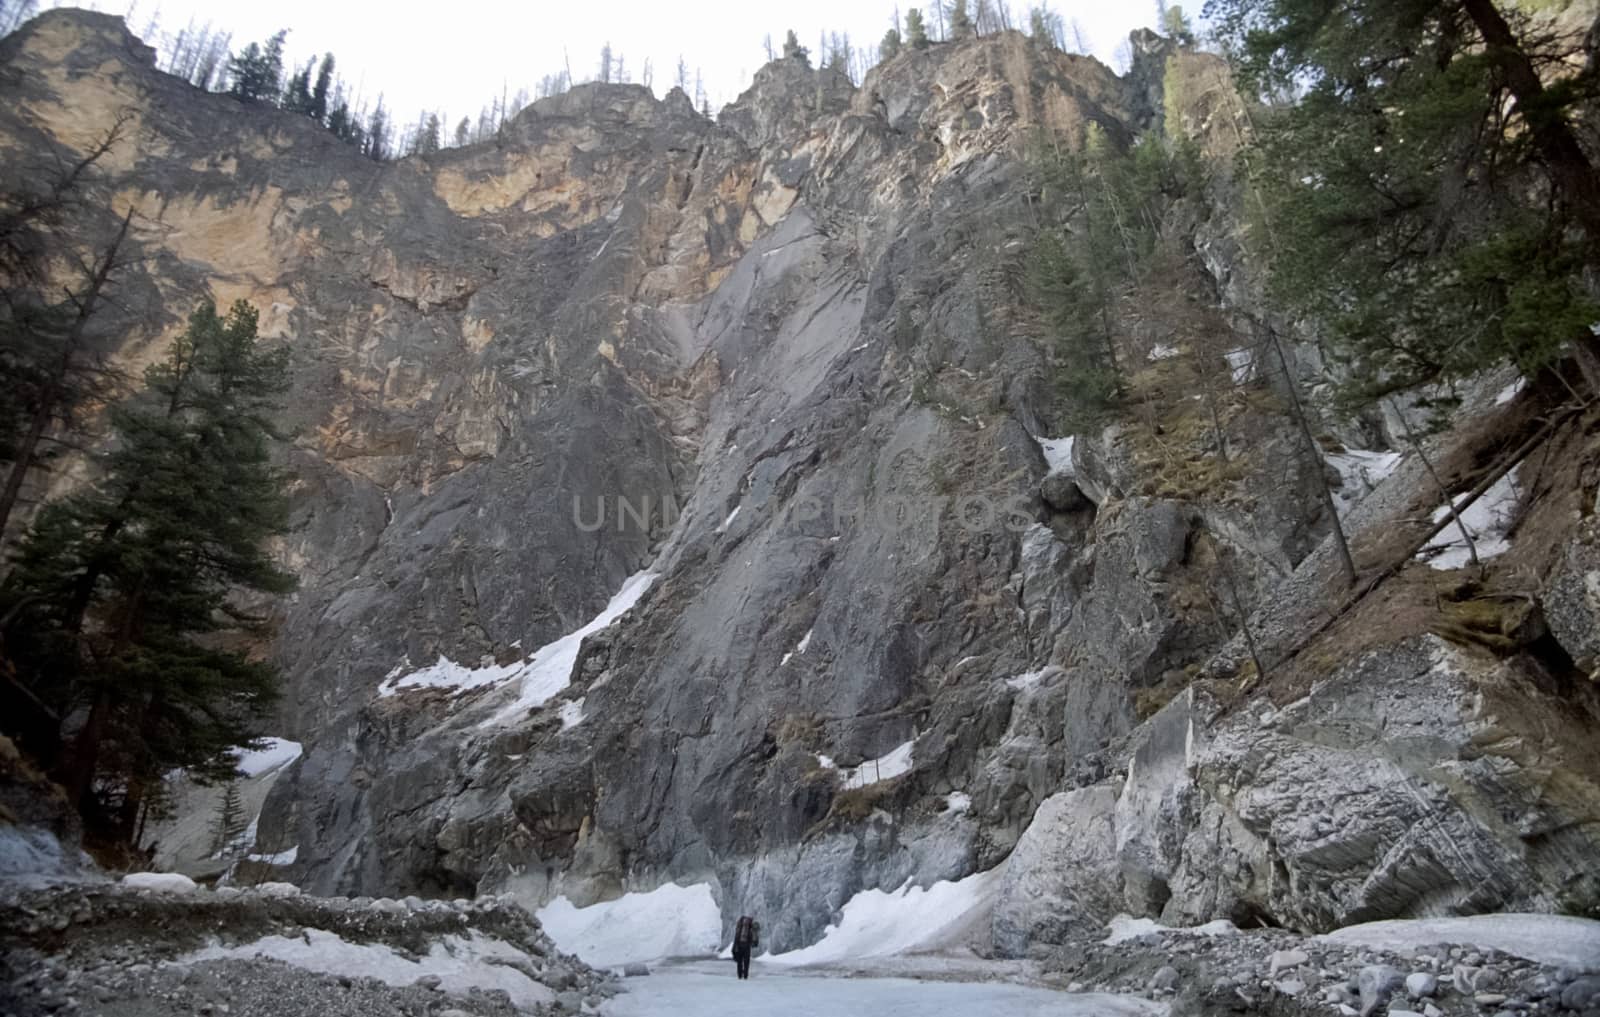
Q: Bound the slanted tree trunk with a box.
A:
[1264,323,1357,585]
[1460,0,1600,393]
[0,210,132,540]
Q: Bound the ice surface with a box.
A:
[944,792,972,814]
[600,969,1163,1016]
[796,629,813,655]
[767,867,1002,966]
[537,882,723,969]
[718,505,742,533]
[181,928,555,1007]
[1148,343,1179,361]
[1321,914,1600,972]
[1417,466,1522,570]
[232,738,303,777]
[121,872,199,894]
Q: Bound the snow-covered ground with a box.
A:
[600,968,1163,1017]
[537,882,723,969]
[1320,914,1600,972]
[180,928,556,1007]
[1417,466,1522,570]
[767,868,1001,967]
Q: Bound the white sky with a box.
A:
[47,0,1165,129]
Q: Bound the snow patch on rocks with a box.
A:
[537,882,722,969]
[120,872,199,894]
[767,867,1002,966]
[1417,467,1522,570]
[181,928,556,1007]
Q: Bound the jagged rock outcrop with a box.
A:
[3,8,1597,963]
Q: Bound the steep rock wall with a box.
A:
[4,10,1597,957]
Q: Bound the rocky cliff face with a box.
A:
[3,9,1597,957]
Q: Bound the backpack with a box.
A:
[735,915,759,948]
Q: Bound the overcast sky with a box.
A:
[38,0,1167,129]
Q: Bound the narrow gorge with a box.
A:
[2,6,1599,1016]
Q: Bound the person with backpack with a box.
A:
[732,914,760,979]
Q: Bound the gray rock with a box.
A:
[1040,470,1090,512]
[1404,972,1437,1000]
[1562,976,1600,1011]
[1358,965,1405,1017]
[1270,949,1310,975]
[992,787,1121,956]
[621,962,650,977]
[1149,965,1181,992]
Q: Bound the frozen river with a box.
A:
[599,965,1165,1017]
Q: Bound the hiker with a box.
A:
[732,914,760,979]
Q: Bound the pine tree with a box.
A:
[210,781,246,856]
[454,116,470,148]
[1212,0,1600,400]
[418,113,441,156]
[782,29,809,65]
[599,41,614,83]
[226,30,287,103]
[0,116,135,542]
[366,99,388,161]
[905,9,930,50]
[1162,4,1192,43]
[310,54,334,123]
[327,103,351,142]
[880,28,902,61]
[3,300,294,839]
[281,63,312,114]
[948,0,972,39]
[1029,6,1063,48]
